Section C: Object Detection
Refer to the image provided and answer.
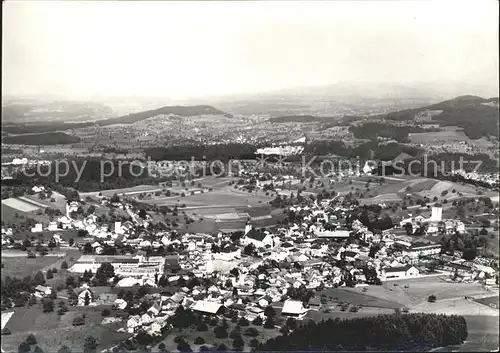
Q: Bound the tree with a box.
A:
[46,269,54,279]
[217,344,228,352]
[110,193,120,203]
[252,316,263,326]
[83,336,98,353]
[101,309,111,317]
[233,335,245,351]
[26,334,37,345]
[244,327,259,337]
[194,337,205,345]
[42,298,54,312]
[95,262,115,285]
[462,248,477,261]
[428,295,437,303]
[73,316,85,326]
[249,338,260,348]
[264,305,275,318]
[33,271,45,285]
[2,328,12,335]
[84,291,91,306]
[214,326,228,338]
[196,321,208,332]
[264,317,275,329]
[177,340,192,353]
[238,316,250,326]
[61,261,69,270]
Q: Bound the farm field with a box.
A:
[143,188,273,208]
[408,130,470,143]
[80,184,162,198]
[305,307,395,322]
[22,191,68,210]
[2,197,41,212]
[474,295,499,310]
[354,277,491,307]
[319,288,403,309]
[1,203,51,225]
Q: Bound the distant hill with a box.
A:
[382,95,499,139]
[269,115,334,123]
[96,105,232,126]
[2,132,80,145]
[1,105,232,134]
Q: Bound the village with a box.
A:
[1,169,499,352]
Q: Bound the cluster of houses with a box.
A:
[2,175,499,343]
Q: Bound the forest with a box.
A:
[256,313,468,352]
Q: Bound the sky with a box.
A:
[2,0,499,100]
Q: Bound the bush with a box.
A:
[1,328,11,335]
[101,309,111,317]
[349,306,359,312]
[72,316,85,326]
[428,295,437,303]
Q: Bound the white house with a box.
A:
[47,221,58,231]
[32,186,45,193]
[281,299,308,319]
[34,285,52,298]
[31,223,43,233]
[382,265,420,280]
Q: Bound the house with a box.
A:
[31,223,43,233]
[34,285,52,298]
[243,229,274,248]
[281,299,307,319]
[32,185,45,193]
[308,297,322,310]
[383,265,420,280]
[402,243,442,258]
[191,301,224,315]
[315,229,350,239]
[113,298,128,310]
[147,302,161,316]
[77,287,93,306]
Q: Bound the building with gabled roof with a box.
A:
[242,228,274,248]
[281,299,307,319]
[191,301,224,315]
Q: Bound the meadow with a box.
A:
[408,130,471,143]
[1,249,79,279]
[1,305,130,353]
